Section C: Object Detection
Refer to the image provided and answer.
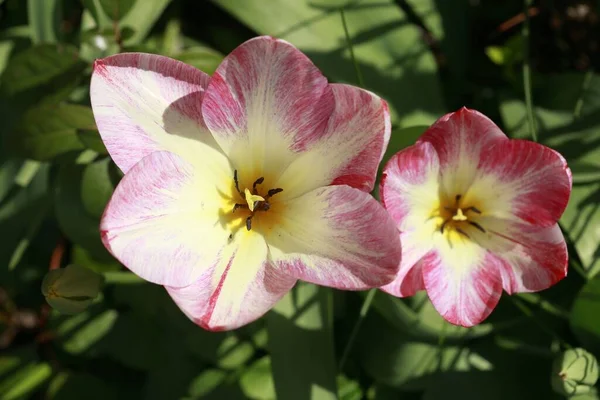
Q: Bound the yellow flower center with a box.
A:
[437,194,486,245]
[231,170,283,232]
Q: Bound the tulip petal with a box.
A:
[275,84,391,198]
[166,231,296,331]
[100,151,231,288]
[379,142,439,297]
[266,185,401,290]
[493,223,568,294]
[91,53,226,173]
[477,140,572,227]
[418,107,508,196]
[202,36,334,184]
[422,248,503,327]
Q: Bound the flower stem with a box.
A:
[340,8,365,88]
[573,70,594,120]
[522,0,537,142]
[339,288,377,370]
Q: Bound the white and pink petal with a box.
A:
[100,151,230,288]
[265,185,401,290]
[91,53,226,173]
[166,231,296,331]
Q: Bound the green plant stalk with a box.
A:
[340,8,364,88]
[522,0,537,142]
[339,288,376,370]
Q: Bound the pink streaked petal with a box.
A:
[418,107,508,166]
[100,151,230,288]
[422,250,503,327]
[91,53,223,173]
[478,140,572,227]
[166,232,296,331]
[202,36,334,180]
[380,141,440,227]
[492,223,568,294]
[266,185,400,290]
[380,231,430,297]
[274,84,391,199]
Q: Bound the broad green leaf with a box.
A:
[0,362,52,400]
[240,356,276,400]
[267,283,337,400]
[9,103,96,161]
[27,0,61,43]
[54,162,112,258]
[77,129,108,155]
[0,44,86,108]
[357,313,492,390]
[337,375,363,400]
[71,245,121,274]
[571,276,600,355]
[55,309,118,354]
[214,0,444,126]
[175,47,224,75]
[98,0,136,21]
[187,369,228,398]
[81,157,118,218]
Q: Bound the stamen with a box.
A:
[468,221,486,233]
[267,188,283,198]
[234,170,242,196]
[252,177,265,193]
[456,228,470,238]
[466,206,482,214]
[246,216,253,231]
[232,203,247,213]
[440,219,450,234]
[455,194,461,204]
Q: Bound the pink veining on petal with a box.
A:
[268,185,401,290]
[418,107,508,169]
[478,139,572,227]
[91,53,211,173]
[422,250,503,327]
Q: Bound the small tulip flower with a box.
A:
[551,348,599,396]
[91,36,401,331]
[41,265,104,314]
[379,108,571,327]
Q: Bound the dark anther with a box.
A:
[267,188,283,198]
[252,177,265,192]
[468,221,486,233]
[468,206,481,214]
[232,203,247,213]
[234,170,242,196]
[246,216,253,231]
[455,194,461,204]
[440,219,450,234]
[456,228,470,238]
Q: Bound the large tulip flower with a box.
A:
[380,108,571,327]
[91,36,401,331]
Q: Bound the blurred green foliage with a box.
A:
[0,0,599,399]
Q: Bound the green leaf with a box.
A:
[175,47,224,75]
[54,162,112,258]
[214,0,444,127]
[0,362,52,400]
[267,283,337,400]
[27,0,61,43]
[0,44,86,108]
[9,103,96,161]
[187,369,228,398]
[55,309,118,354]
[98,0,136,21]
[81,157,118,218]
[571,276,600,355]
[337,375,362,400]
[240,356,276,400]
[357,313,492,390]
[77,129,109,155]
